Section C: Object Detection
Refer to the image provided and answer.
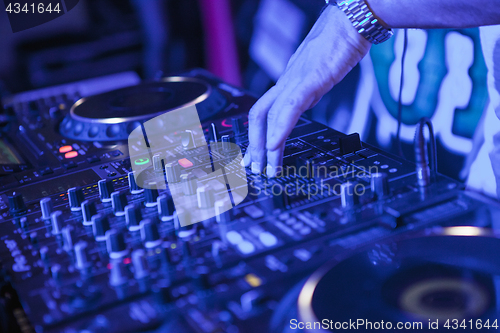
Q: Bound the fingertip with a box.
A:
[251,161,262,174]
[242,153,251,167]
[266,164,276,178]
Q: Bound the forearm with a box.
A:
[367,0,500,29]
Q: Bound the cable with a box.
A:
[396,29,408,158]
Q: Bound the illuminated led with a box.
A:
[134,158,150,165]
[443,226,483,236]
[178,158,194,168]
[244,274,262,287]
[65,151,78,159]
[59,145,73,153]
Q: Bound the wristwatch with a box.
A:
[325,0,393,44]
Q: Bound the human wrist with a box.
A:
[325,5,372,51]
[326,0,393,44]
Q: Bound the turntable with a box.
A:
[297,226,500,332]
[59,76,227,141]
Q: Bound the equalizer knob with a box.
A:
[62,226,75,252]
[144,184,159,207]
[68,187,84,211]
[20,217,29,231]
[8,192,26,215]
[181,173,197,196]
[111,191,127,216]
[51,210,64,235]
[165,162,181,183]
[174,210,196,238]
[231,116,245,137]
[81,200,97,226]
[197,185,214,209]
[40,246,49,264]
[125,204,142,231]
[40,198,53,220]
[98,179,114,203]
[92,213,110,241]
[340,182,360,209]
[181,130,196,150]
[153,154,164,172]
[157,195,175,221]
[132,249,149,280]
[140,219,162,248]
[106,229,128,259]
[215,198,232,224]
[109,261,128,287]
[128,171,144,194]
[371,172,390,200]
[74,241,91,273]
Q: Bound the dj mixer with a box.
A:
[0,69,499,333]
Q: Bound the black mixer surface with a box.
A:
[0,69,499,333]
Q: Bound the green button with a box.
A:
[134,158,150,165]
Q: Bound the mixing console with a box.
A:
[0,69,499,333]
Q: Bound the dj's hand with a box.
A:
[243,5,371,177]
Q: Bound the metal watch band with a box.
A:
[327,0,393,44]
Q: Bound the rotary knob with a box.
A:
[40,197,53,220]
[106,229,128,259]
[144,185,159,207]
[111,191,127,216]
[165,162,181,183]
[197,185,214,209]
[340,181,360,209]
[62,226,75,252]
[158,195,175,221]
[181,130,196,150]
[153,154,164,172]
[81,200,97,226]
[181,173,197,196]
[92,213,111,241]
[174,210,196,239]
[132,249,149,280]
[371,172,390,200]
[109,261,128,287]
[8,192,26,216]
[98,179,114,203]
[74,241,91,273]
[68,187,84,211]
[215,198,232,224]
[125,203,142,231]
[20,217,29,231]
[140,219,162,248]
[51,210,64,235]
[128,171,144,194]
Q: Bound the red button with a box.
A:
[178,158,194,168]
[59,145,73,153]
[65,151,78,159]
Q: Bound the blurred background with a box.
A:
[0,0,488,183]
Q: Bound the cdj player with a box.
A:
[0,69,499,333]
